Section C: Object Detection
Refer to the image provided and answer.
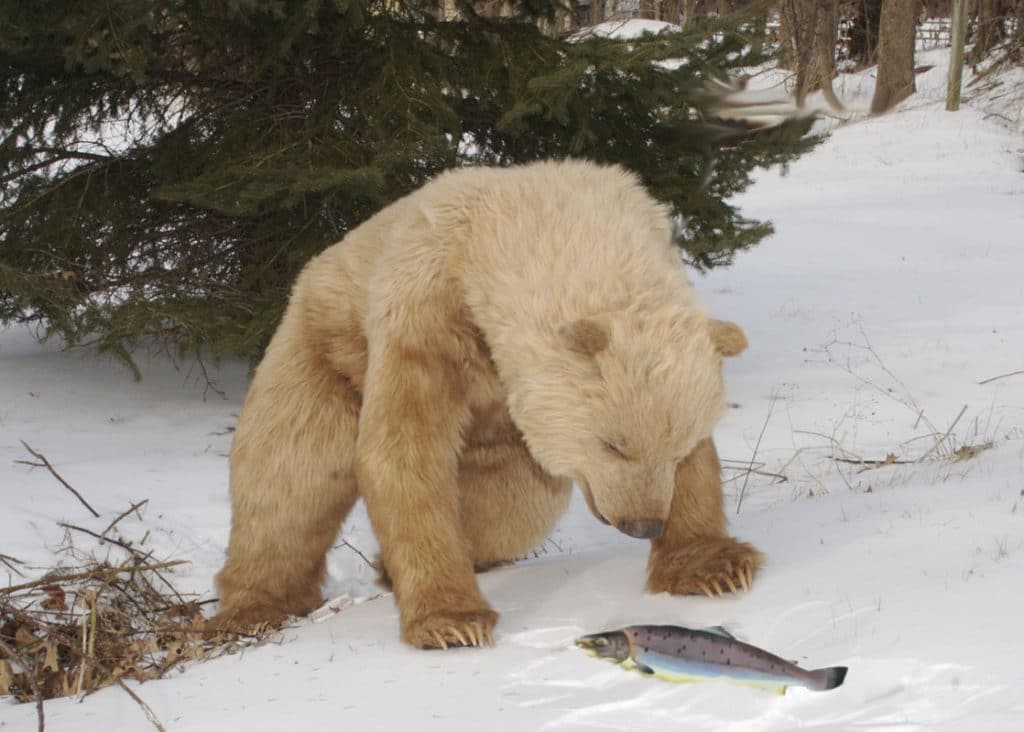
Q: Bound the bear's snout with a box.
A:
[616,519,665,539]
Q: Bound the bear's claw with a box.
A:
[647,536,764,598]
[424,622,490,650]
[404,608,499,649]
[449,627,469,646]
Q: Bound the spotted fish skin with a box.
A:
[576,625,847,694]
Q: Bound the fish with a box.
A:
[575,624,847,695]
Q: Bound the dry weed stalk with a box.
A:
[819,324,1001,465]
[0,552,277,707]
[3,443,282,728]
[735,393,778,514]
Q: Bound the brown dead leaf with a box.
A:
[13,625,36,649]
[0,659,15,694]
[953,442,994,462]
[1,555,278,704]
[41,668,69,698]
[164,639,184,659]
[40,585,67,611]
[40,640,59,674]
[128,638,160,656]
[60,669,75,696]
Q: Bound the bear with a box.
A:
[214,159,763,649]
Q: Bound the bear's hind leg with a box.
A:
[214,348,361,628]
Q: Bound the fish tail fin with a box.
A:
[809,666,848,691]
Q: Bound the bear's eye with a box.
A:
[603,441,627,459]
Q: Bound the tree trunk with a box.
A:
[681,0,698,29]
[870,0,919,113]
[750,8,767,57]
[589,0,605,27]
[946,0,968,110]
[782,0,844,109]
[662,0,681,25]
[968,0,1003,64]
[1012,2,1024,60]
[778,0,805,70]
[806,0,845,110]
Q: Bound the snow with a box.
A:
[572,19,681,41]
[3,53,1024,731]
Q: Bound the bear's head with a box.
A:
[510,308,746,540]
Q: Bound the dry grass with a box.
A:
[0,552,280,732]
[2,442,283,730]
[723,324,1009,506]
[0,552,277,711]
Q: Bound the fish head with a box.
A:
[575,631,631,662]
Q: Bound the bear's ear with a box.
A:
[709,319,748,357]
[560,318,609,356]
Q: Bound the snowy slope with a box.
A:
[3,53,1024,731]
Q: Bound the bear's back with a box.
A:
[282,160,683,391]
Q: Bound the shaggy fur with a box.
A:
[214,160,762,648]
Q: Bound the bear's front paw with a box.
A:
[647,537,764,598]
[402,606,499,649]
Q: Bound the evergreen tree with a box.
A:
[1,0,815,368]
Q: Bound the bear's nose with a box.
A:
[616,519,665,539]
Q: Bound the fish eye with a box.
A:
[595,637,608,647]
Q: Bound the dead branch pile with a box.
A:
[0,555,275,706]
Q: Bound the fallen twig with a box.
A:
[1,551,278,708]
[722,465,788,484]
[977,369,1024,385]
[335,539,374,570]
[117,679,166,732]
[99,500,149,540]
[59,522,138,554]
[1,553,27,577]
[57,522,185,607]
[18,442,100,518]
[0,636,45,731]
[0,561,186,596]
[833,455,912,470]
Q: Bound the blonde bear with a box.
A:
[215,160,762,648]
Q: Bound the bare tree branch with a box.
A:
[19,442,100,518]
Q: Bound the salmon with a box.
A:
[576,624,847,694]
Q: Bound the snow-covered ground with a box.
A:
[3,48,1023,732]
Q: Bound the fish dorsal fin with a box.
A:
[702,625,736,640]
